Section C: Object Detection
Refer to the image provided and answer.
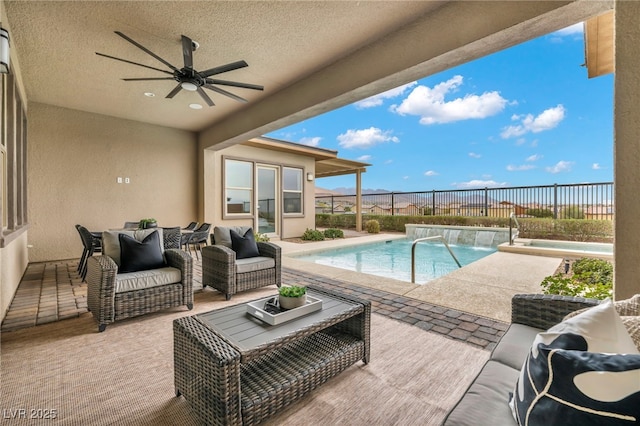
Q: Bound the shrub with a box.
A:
[254,232,270,242]
[526,208,554,218]
[323,228,344,239]
[365,219,380,234]
[301,228,325,241]
[540,257,613,300]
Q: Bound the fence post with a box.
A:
[391,192,395,216]
[432,190,436,216]
[484,187,489,217]
[331,195,334,215]
[553,184,558,219]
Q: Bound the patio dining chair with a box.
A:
[184,229,209,260]
[76,224,102,281]
[183,221,198,231]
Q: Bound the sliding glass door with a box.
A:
[256,165,278,235]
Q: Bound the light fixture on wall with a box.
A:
[0,27,9,74]
[306,172,314,182]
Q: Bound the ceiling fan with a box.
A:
[96,31,264,107]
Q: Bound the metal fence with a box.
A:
[315,182,614,220]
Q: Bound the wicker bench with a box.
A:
[173,286,370,425]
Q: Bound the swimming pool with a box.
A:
[292,238,496,284]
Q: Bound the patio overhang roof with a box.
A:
[242,136,369,177]
[585,11,614,78]
[315,158,369,178]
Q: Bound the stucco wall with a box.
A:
[202,143,315,239]
[0,232,28,321]
[27,103,198,262]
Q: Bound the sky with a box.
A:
[266,23,614,193]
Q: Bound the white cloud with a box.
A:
[469,152,482,159]
[515,138,526,146]
[501,104,566,138]
[337,127,399,149]
[384,159,393,165]
[357,155,372,162]
[355,82,418,109]
[592,163,602,170]
[554,23,583,36]
[403,176,410,180]
[452,180,508,189]
[526,154,543,162]
[506,164,536,172]
[424,170,439,177]
[390,75,508,125]
[299,136,321,147]
[546,160,574,174]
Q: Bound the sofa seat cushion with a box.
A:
[444,360,519,426]
[236,256,275,274]
[115,266,182,293]
[490,323,542,370]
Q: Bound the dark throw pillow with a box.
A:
[230,228,260,259]
[118,231,165,273]
[510,333,640,426]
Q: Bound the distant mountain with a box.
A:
[328,187,392,195]
[316,186,498,205]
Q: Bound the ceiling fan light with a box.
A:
[181,82,198,92]
[189,103,203,110]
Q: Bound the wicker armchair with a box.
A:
[86,228,193,332]
[202,226,281,300]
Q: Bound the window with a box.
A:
[283,167,303,214]
[224,159,252,215]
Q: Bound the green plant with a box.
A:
[254,232,270,242]
[323,228,344,239]
[278,285,306,298]
[301,228,325,241]
[138,218,157,228]
[365,219,380,234]
[540,257,613,300]
[526,208,554,218]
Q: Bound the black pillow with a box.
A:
[118,231,165,273]
[230,228,260,259]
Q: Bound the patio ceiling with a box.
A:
[3,1,613,142]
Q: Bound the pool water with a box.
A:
[292,238,496,284]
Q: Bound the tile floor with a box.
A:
[1,257,507,351]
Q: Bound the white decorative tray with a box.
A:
[246,295,323,325]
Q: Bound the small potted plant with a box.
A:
[278,285,307,310]
[139,218,157,229]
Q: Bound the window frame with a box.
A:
[282,166,304,216]
[222,157,254,218]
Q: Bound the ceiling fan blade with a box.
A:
[122,77,175,81]
[206,78,264,91]
[96,52,174,75]
[197,87,215,106]
[114,31,179,72]
[204,84,247,103]
[165,83,183,99]
[181,35,193,69]
[200,60,248,77]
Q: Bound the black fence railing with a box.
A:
[315,182,614,220]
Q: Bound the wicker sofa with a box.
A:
[202,226,281,300]
[442,294,601,425]
[86,228,193,332]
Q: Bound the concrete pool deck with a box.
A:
[276,232,563,323]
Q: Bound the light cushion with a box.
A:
[213,226,252,248]
[230,228,260,259]
[490,323,542,370]
[102,228,164,267]
[118,232,165,273]
[510,299,640,425]
[115,267,182,293]
[236,256,275,274]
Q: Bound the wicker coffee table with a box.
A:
[173,285,371,426]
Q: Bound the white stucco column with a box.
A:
[613,0,640,300]
[356,170,362,232]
